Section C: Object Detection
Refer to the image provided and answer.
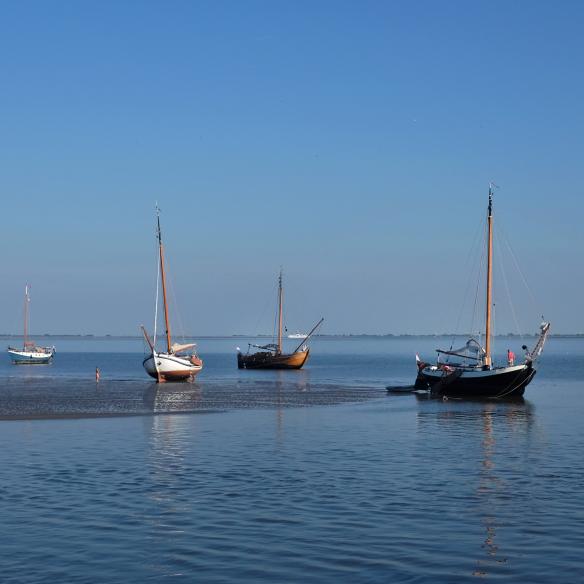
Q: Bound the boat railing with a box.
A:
[8,345,54,354]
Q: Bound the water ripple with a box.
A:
[0,345,583,582]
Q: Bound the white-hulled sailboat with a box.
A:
[141,208,203,382]
[7,285,55,364]
[414,186,550,399]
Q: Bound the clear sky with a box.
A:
[1,1,582,336]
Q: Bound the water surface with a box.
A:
[0,337,582,582]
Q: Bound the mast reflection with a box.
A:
[143,381,203,414]
[273,369,310,444]
[416,397,535,577]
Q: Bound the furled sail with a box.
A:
[171,342,196,354]
[437,338,486,361]
[526,322,550,363]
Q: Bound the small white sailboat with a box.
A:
[7,285,55,364]
[141,207,203,382]
[287,332,308,339]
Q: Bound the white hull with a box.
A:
[8,347,55,364]
[143,351,203,382]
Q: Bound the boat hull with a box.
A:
[8,348,54,365]
[415,363,536,399]
[143,352,203,382]
[237,349,309,370]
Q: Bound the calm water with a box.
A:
[0,337,582,582]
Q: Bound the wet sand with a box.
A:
[0,376,385,420]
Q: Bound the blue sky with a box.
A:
[1,1,582,335]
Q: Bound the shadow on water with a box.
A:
[415,396,536,578]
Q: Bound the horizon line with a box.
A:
[0,332,581,339]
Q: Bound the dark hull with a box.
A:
[237,349,309,370]
[415,365,536,399]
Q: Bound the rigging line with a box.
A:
[470,221,488,340]
[493,276,498,356]
[272,276,279,345]
[287,275,307,332]
[278,273,287,338]
[450,213,482,350]
[153,235,161,347]
[272,302,277,344]
[166,255,189,343]
[494,227,523,341]
[142,334,149,356]
[450,212,488,349]
[497,216,542,320]
[253,280,275,337]
[157,227,188,345]
[25,285,31,343]
[490,261,497,363]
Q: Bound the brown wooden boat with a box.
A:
[237,347,310,370]
[237,270,323,370]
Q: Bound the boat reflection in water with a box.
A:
[142,401,196,571]
[142,382,204,415]
[141,370,313,417]
[272,370,310,444]
[415,396,536,577]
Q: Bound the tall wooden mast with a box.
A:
[277,269,283,355]
[157,209,172,354]
[484,186,494,367]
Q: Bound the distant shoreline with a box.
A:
[1,333,582,340]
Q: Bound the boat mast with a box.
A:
[484,186,494,367]
[23,284,29,347]
[157,208,172,354]
[277,269,283,355]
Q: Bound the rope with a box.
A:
[272,299,277,344]
[450,213,486,351]
[491,295,496,362]
[166,256,189,344]
[153,238,160,347]
[494,227,523,341]
[272,278,279,345]
[251,276,276,337]
[492,366,532,399]
[470,222,488,341]
[497,216,543,322]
